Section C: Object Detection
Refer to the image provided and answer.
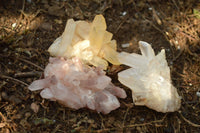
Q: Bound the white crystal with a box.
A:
[118,41,181,113]
[28,57,126,114]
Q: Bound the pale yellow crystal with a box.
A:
[89,15,107,55]
[108,40,117,51]
[89,56,108,70]
[48,15,120,69]
[101,45,120,65]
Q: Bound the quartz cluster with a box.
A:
[29,14,181,114]
[118,41,181,113]
[28,57,126,114]
[48,15,120,70]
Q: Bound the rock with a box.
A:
[48,15,120,70]
[28,57,126,114]
[118,41,181,113]
[31,102,40,113]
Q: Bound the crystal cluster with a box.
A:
[48,15,120,70]
[28,57,126,114]
[29,14,181,114]
[118,41,181,113]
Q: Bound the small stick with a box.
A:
[96,113,167,132]
[179,111,200,127]
[172,50,183,62]
[14,71,41,78]
[115,14,129,34]
[98,113,105,130]
[0,54,44,71]
[0,112,7,121]
[0,75,29,86]
[126,113,167,128]
[122,107,130,128]
[16,58,44,71]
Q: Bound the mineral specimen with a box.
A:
[48,15,120,70]
[118,41,181,113]
[28,57,126,114]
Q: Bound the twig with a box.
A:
[125,113,167,128]
[52,124,61,133]
[122,107,130,127]
[14,0,25,33]
[0,102,8,109]
[96,113,168,132]
[98,113,105,129]
[0,54,44,71]
[19,9,46,23]
[0,75,29,86]
[172,50,183,62]
[16,58,44,71]
[115,14,129,34]
[178,30,197,41]
[22,0,25,11]
[171,0,180,13]
[145,19,176,60]
[179,112,200,127]
[14,71,41,78]
[145,19,169,43]
[0,112,7,121]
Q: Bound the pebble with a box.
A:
[12,23,17,28]
[139,118,145,122]
[148,7,152,10]
[31,102,40,113]
[39,22,52,31]
[196,91,200,97]
[121,11,127,16]
[121,43,130,48]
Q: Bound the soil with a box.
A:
[0,0,200,132]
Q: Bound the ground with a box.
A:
[0,0,200,132]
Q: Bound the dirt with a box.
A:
[0,0,200,132]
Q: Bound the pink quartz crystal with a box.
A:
[28,57,126,114]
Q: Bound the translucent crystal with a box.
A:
[48,15,120,70]
[28,57,126,114]
[118,41,181,113]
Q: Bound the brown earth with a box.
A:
[0,0,200,132]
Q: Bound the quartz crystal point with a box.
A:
[118,41,181,113]
[28,57,126,114]
[48,15,120,70]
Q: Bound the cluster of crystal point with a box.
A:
[28,57,126,114]
[48,15,120,70]
[118,41,181,113]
